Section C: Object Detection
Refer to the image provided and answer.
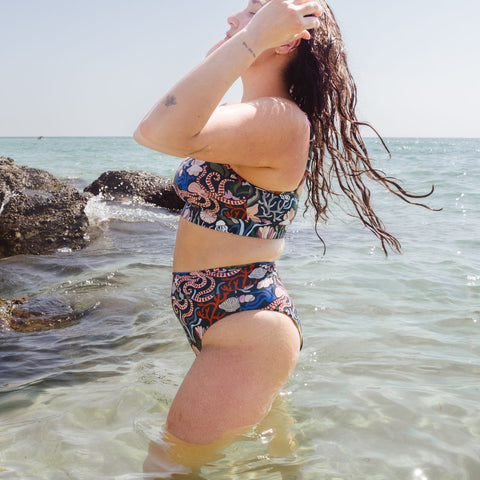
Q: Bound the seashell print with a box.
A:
[275,286,287,297]
[219,297,241,312]
[188,182,205,194]
[215,220,228,232]
[248,267,267,279]
[258,226,275,239]
[194,326,206,339]
[258,277,274,289]
[200,210,216,224]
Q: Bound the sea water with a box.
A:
[0,137,479,479]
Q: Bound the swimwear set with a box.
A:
[171,127,314,353]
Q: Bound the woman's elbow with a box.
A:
[133,122,166,152]
[133,121,154,147]
[132,126,142,145]
[133,122,190,157]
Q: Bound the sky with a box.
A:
[1,0,479,138]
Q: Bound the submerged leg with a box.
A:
[166,309,301,445]
[143,309,300,474]
[143,395,301,478]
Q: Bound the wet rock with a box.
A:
[0,157,90,258]
[0,296,98,333]
[84,170,185,211]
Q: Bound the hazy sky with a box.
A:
[1,0,479,137]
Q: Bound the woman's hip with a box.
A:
[170,261,302,353]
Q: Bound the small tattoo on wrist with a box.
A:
[242,41,256,59]
[164,95,177,107]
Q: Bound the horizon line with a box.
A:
[1,135,479,140]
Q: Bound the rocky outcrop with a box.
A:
[0,158,184,259]
[0,157,91,258]
[84,170,185,211]
[0,295,98,332]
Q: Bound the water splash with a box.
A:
[84,195,177,225]
[0,195,10,216]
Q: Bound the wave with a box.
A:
[84,195,178,226]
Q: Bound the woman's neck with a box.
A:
[241,54,292,102]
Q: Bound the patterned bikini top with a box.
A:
[173,128,314,239]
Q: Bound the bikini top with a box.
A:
[173,128,314,239]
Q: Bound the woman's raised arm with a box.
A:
[133,0,321,160]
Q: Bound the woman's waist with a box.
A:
[173,218,285,272]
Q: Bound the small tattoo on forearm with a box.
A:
[164,95,177,107]
[242,41,256,59]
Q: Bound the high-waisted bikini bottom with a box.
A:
[171,261,302,353]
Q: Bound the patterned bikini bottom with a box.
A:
[171,262,302,354]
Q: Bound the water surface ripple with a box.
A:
[0,137,479,479]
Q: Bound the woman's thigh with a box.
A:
[165,309,301,445]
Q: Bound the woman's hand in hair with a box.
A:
[246,0,322,52]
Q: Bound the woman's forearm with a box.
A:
[134,29,261,156]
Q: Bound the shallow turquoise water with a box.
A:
[1,137,479,479]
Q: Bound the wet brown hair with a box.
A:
[285,2,434,254]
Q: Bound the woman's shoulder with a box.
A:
[169,97,310,171]
[216,96,310,149]
[235,96,309,128]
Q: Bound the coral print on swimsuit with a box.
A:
[173,159,300,239]
[171,262,301,353]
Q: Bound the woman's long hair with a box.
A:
[285,2,434,254]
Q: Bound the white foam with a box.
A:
[0,195,10,216]
[84,195,177,225]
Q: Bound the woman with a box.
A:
[135,0,430,454]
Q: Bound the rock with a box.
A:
[0,157,90,259]
[84,170,185,211]
[0,295,98,332]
